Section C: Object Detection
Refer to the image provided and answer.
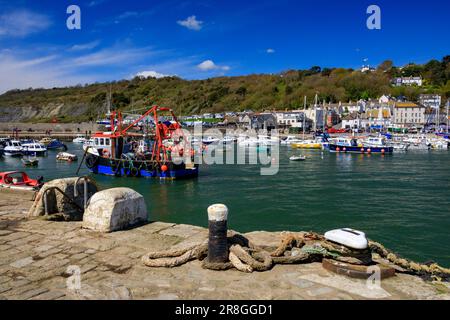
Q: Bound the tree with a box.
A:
[236,86,247,97]
[377,60,393,72]
[321,68,334,77]
[285,85,293,95]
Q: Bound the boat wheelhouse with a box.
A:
[4,140,23,157]
[21,142,47,156]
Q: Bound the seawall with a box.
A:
[0,190,449,300]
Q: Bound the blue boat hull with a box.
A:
[22,150,47,157]
[87,155,199,180]
[329,144,393,154]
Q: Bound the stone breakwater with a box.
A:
[0,190,449,300]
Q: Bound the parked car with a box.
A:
[327,128,348,134]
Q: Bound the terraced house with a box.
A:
[393,102,426,127]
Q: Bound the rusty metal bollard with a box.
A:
[207,204,229,263]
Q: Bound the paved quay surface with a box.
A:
[1,190,449,300]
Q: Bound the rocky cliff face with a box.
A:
[0,103,93,122]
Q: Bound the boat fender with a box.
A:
[161,164,168,172]
[102,149,110,158]
[324,228,368,250]
[85,154,99,169]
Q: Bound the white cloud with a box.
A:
[0,52,95,93]
[68,41,100,52]
[177,15,203,31]
[135,70,171,79]
[0,10,51,38]
[71,47,155,67]
[117,11,138,20]
[266,48,275,54]
[197,60,230,72]
[88,0,107,7]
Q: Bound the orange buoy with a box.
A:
[381,149,385,154]
[336,147,340,152]
[161,164,168,172]
[367,148,371,154]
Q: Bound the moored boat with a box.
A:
[21,158,39,166]
[21,142,47,156]
[46,139,68,151]
[73,134,87,144]
[56,152,78,162]
[291,139,322,149]
[3,140,23,157]
[202,136,221,145]
[328,137,393,154]
[289,155,306,161]
[84,105,199,180]
[0,171,44,191]
[281,136,302,145]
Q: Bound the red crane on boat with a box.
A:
[107,105,185,163]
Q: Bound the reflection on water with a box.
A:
[1,143,450,266]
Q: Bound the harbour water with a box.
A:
[1,143,449,266]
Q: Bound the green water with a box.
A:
[2,143,450,266]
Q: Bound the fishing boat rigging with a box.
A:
[83,104,198,179]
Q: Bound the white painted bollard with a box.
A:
[207,204,229,263]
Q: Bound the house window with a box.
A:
[100,138,104,145]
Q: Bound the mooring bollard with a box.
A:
[207,204,229,263]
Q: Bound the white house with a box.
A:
[341,113,361,129]
[392,77,423,87]
[302,108,326,130]
[378,95,391,104]
[393,102,426,127]
[275,111,307,128]
[419,94,441,110]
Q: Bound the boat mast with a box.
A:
[323,99,326,131]
[437,101,440,133]
[313,93,318,132]
[447,99,449,134]
[106,84,112,116]
[303,96,306,140]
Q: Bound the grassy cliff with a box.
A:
[0,56,448,122]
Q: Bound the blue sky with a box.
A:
[0,0,449,93]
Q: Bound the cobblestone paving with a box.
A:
[1,190,449,300]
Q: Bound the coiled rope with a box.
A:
[141,231,450,281]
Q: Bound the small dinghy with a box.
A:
[324,228,368,250]
[56,152,78,162]
[289,155,306,161]
[21,158,39,167]
[0,171,44,191]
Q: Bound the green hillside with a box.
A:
[0,56,449,123]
